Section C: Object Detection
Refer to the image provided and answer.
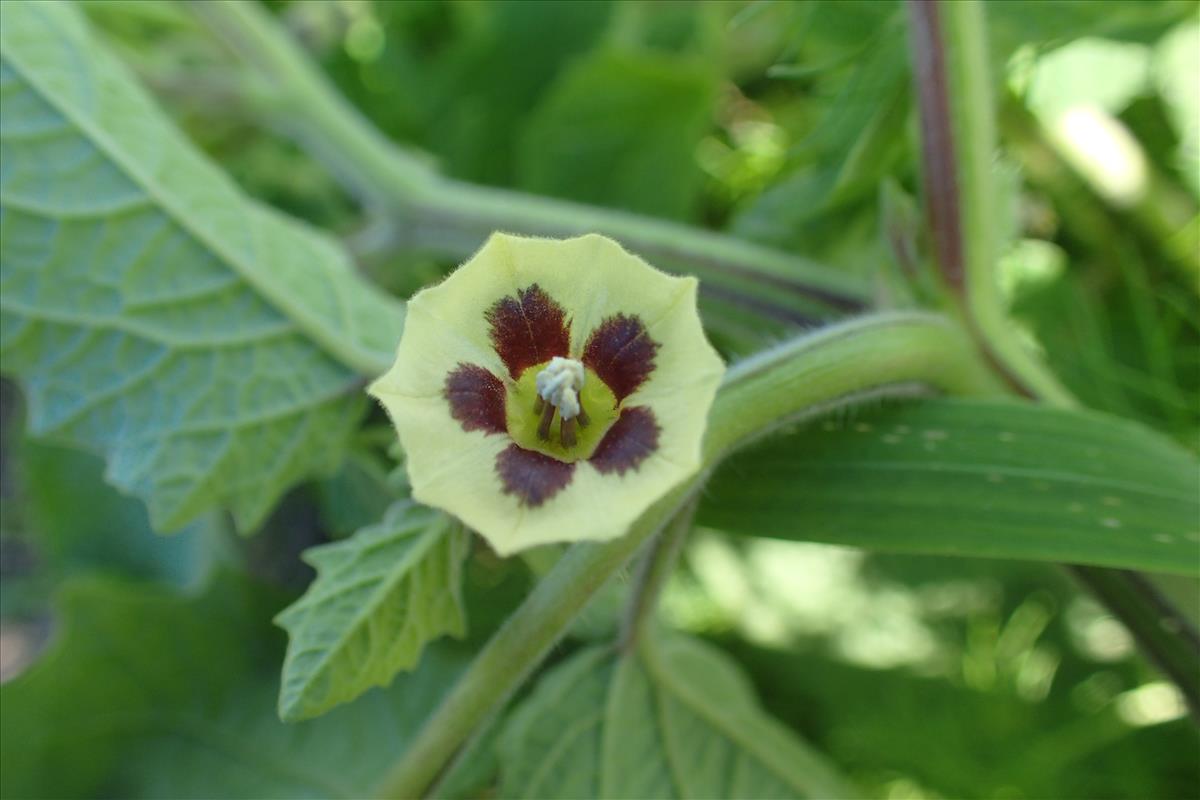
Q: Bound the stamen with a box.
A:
[535,357,589,445]
[577,407,590,428]
[537,402,556,440]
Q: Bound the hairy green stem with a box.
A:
[907,0,1073,405]
[617,498,698,652]
[373,480,699,800]
[704,311,1003,460]
[909,0,1199,717]
[187,0,871,328]
[186,0,435,201]
[374,311,1001,799]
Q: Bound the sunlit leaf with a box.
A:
[497,635,856,799]
[700,399,1200,575]
[275,502,469,721]
[0,0,404,531]
[1154,18,1200,195]
[1026,38,1151,121]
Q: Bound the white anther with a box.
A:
[535,357,585,420]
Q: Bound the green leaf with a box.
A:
[516,49,718,221]
[427,0,613,186]
[732,12,909,250]
[314,445,398,539]
[275,501,469,721]
[699,399,1200,575]
[1027,38,1152,121]
[0,0,404,531]
[987,0,1195,61]
[496,636,856,799]
[0,573,470,799]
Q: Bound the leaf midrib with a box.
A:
[638,644,813,798]
[279,514,450,717]
[0,17,382,374]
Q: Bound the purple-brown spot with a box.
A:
[445,363,507,434]
[588,406,660,475]
[582,314,658,401]
[496,444,576,507]
[486,284,571,379]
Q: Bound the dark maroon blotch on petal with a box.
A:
[588,406,660,476]
[486,284,571,379]
[445,363,507,434]
[582,314,659,401]
[496,444,576,507]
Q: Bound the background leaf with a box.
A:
[0,572,470,800]
[496,635,856,799]
[986,0,1196,62]
[733,6,909,251]
[275,501,469,721]
[516,49,718,220]
[0,0,403,531]
[699,399,1200,575]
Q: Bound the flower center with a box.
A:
[536,357,584,426]
[506,358,620,462]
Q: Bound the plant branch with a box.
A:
[187,0,872,330]
[186,0,436,202]
[618,498,698,652]
[703,311,1003,461]
[907,0,1200,717]
[907,0,1073,405]
[374,310,1002,799]
[373,479,701,800]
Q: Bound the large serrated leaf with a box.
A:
[0,573,470,800]
[275,502,469,722]
[497,636,856,799]
[699,399,1200,575]
[0,0,404,531]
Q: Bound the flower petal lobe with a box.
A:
[588,406,660,475]
[445,363,507,434]
[582,314,659,401]
[497,444,576,506]
[486,284,571,379]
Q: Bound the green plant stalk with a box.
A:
[186,0,435,201]
[908,0,1073,405]
[617,497,698,652]
[374,480,699,800]
[187,0,871,326]
[374,311,1002,799]
[909,0,1200,715]
[703,311,1003,460]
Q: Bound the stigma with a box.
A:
[533,357,590,446]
